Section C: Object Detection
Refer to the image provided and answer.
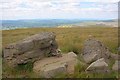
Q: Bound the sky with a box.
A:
[0,0,119,20]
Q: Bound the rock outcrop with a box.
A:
[82,38,112,64]
[82,38,120,73]
[85,58,109,73]
[3,32,58,67]
[3,32,119,77]
[33,52,78,78]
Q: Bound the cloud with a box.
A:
[0,0,119,20]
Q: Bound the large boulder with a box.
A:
[112,60,120,71]
[85,58,109,73]
[3,32,58,67]
[82,38,112,64]
[33,52,78,78]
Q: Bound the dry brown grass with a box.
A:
[2,27,118,54]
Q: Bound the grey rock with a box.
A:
[3,32,58,67]
[82,38,111,64]
[33,52,78,78]
[118,47,120,52]
[86,58,109,73]
[41,64,67,78]
[112,60,120,71]
[110,53,120,60]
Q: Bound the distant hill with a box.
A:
[1,19,83,30]
[100,19,117,22]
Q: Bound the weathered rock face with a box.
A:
[85,58,109,73]
[110,53,120,60]
[40,64,67,78]
[33,52,78,78]
[112,60,120,71]
[3,32,58,67]
[82,38,112,64]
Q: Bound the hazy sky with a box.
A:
[0,0,119,20]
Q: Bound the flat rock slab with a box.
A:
[86,58,109,73]
[33,52,78,78]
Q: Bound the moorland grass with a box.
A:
[2,27,119,78]
[2,27,118,54]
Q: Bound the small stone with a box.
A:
[42,64,67,78]
[112,60,120,71]
[86,58,109,73]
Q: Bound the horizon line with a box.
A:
[0,18,117,21]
